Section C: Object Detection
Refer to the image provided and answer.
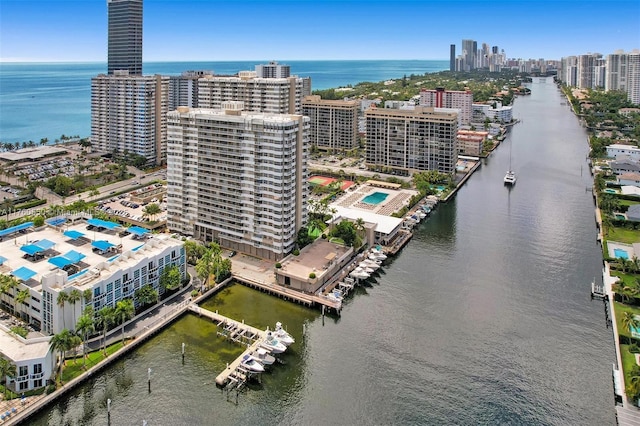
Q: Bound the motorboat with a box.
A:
[350,267,370,280]
[253,347,276,365]
[260,332,287,354]
[240,354,265,373]
[358,263,375,274]
[361,259,380,270]
[273,322,295,346]
[326,288,343,303]
[338,281,354,292]
[368,251,387,261]
[504,170,516,185]
[370,247,387,260]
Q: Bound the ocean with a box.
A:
[0,60,448,144]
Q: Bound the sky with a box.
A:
[0,0,639,62]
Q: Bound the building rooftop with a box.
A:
[279,239,350,282]
[0,146,67,162]
[0,326,50,362]
[0,220,181,291]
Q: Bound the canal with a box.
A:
[30,78,615,425]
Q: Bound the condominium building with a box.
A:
[365,107,458,175]
[166,103,309,260]
[91,71,169,165]
[302,95,359,152]
[0,328,54,392]
[168,70,214,110]
[197,72,311,114]
[457,130,488,157]
[107,0,142,75]
[462,39,477,71]
[255,61,291,78]
[419,88,473,125]
[0,219,185,336]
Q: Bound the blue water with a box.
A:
[614,248,629,259]
[0,60,447,144]
[362,191,388,205]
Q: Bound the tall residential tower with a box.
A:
[107,0,143,75]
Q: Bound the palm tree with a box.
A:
[0,357,17,399]
[96,306,115,355]
[49,329,73,383]
[57,292,69,329]
[142,203,161,221]
[75,312,95,368]
[15,289,30,321]
[622,311,640,345]
[0,274,19,314]
[67,289,82,330]
[115,299,134,344]
[83,289,93,308]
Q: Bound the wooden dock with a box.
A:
[591,280,607,300]
[187,304,268,387]
[233,275,342,313]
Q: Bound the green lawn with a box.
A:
[60,342,124,383]
[620,199,640,208]
[607,227,640,244]
[611,271,640,288]
[614,302,640,394]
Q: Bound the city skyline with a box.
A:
[1,0,638,63]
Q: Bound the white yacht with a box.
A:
[272,322,295,346]
[361,259,381,270]
[260,332,287,354]
[240,354,265,373]
[358,262,376,274]
[326,288,343,303]
[504,170,516,185]
[253,347,276,365]
[350,267,370,280]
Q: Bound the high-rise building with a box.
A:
[302,95,359,152]
[450,44,456,72]
[462,39,476,71]
[197,72,310,114]
[168,70,213,110]
[365,107,458,175]
[606,49,640,105]
[577,53,602,89]
[107,0,142,75]
[91,71,169,165]
[255,61,291,78]
[419,88,473,125]
[167,103,309,260]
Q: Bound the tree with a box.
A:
[67,289,82,330]
[134,285,158,308]
[0,274,19,314]
[195,249,215,290]
[115,299,134,344]
[0,357,17,399]
[49,328,73,383]
[75,312,95,368]
[159,265,181,293]
[83,289,93,306]
[627,366,640,400]
[57,292,69,329]
[15,289,30,321]
[96,306,115,355]
[142,203,161,221]
[184,240,206,265]
[622,311,640,345]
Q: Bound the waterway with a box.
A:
[29,78,615,425]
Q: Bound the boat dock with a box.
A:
[186,304,270,388]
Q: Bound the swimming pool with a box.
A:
[615,214,626,220]
[614,248,630,259]
[605,189,617,194]
[361,192,389,205]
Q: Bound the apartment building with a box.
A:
[255,61,290,78]
[166,103,309,260]
[302,95,359,152]
[457,130,488,156]
[197,72,311,114]
[419,88,473,125]
[91,71,169,166]
[0,220,185,336]
[365,107,458,175]
[168,70,213,110]
[107,0,142,75]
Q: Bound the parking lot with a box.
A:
[96,184,168,224]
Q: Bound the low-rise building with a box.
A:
[0,218,186,336]
[611,159,640,176]
[0,326,54,392]
[457,130,488,156]
[607,144,640,162]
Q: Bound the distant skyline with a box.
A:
[1,0,639,63]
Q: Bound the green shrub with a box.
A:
[275,262,282,269]
[630,344,640,353]
[309,272,316,279]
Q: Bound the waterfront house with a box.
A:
[0,326,54,392]
[607,144,640,162]
[610,159,640,176]
[618,172,640,187]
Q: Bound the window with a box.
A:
[19,381,28,391]
[19,366,28,377]
[33,364,42,374]
[33,379,42,388]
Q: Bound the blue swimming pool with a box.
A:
[614,248,630,259]
[362,192,389,205]
[605,189,617,194]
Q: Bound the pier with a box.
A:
[186,304,268,387]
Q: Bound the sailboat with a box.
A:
[504,140,516,185]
